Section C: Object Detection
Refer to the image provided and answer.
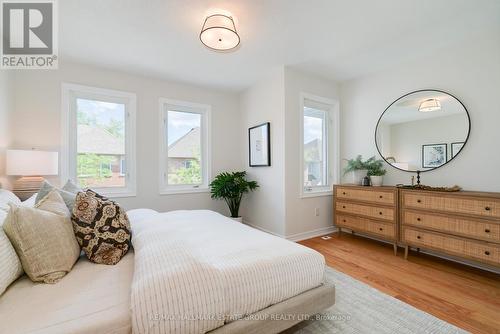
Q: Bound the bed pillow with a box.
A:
[0,210,24,296]
[3,190,81,283]
[72,190,131,265]
[35,180,81,212]
[0,189,21,212]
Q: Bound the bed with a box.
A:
[0,209,335,334]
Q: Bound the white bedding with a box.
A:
[130,210,325,334]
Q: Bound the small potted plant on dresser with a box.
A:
[209,171,259,222]
[367,158,386,186]
[343,155,372,185]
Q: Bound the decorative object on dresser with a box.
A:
[334,185,398,255]
[366,158,387,186]
[343,155,373,185]
[6,149,59,200]
[400,189,500,268]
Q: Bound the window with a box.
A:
[62,84,136,197]
[159,99,211,194]
[300,93,339,197]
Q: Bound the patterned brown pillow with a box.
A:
[71,190,131,265]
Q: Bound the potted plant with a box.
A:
[343,155,372,185]
[367,158,387,186]
[209,171,259,222]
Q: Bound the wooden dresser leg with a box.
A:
[393,244,397,256]
[404,246,408,260]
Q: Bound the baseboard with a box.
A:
[286,226,338,242]
[242,221,286,238]
[243,221,337,242]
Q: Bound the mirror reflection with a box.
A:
[375,90,470,172]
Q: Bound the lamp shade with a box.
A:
[6,150,59,176]
[200,14,240,51]
[418,98,441,112]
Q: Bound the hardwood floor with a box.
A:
[300,232,500,334]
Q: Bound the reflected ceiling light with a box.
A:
[418,98,441,112]
[200,14,240,51]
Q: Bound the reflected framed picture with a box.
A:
[249,122,271,167]
[451,142,464,158]
[422,143,447,168]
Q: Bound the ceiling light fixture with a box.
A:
[200,14,240,51]
[418,98,441,112]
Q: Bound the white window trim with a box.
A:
[299,92,340,198]
[158,98,211,195]
[61,83,137,198]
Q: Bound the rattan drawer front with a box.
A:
[464,240,500,264]
[403,228,465,254]
[336,215,395,239]
[403,211,500,243]
[403,193,500,219]
[336,187,395,205]
[337,201,394,221]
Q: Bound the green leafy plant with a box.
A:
[367,158,387,176]
[209,171,259,218]
[343,155,374,175]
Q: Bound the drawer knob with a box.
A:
[342,192,346,195]
[417,199,422,203]
[484,251,490,256]
[379,212,383,215]
[485,206,491,211]
[343,219,346,223]
[417,217,421,221]
[417,235,421,239]
[379,228,383,231]
[342,206,346,209]
[485,229,490,233]
[379,195,383,199]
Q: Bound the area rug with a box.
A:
[284,267,467,334]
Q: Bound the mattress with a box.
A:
[0,252,134,334]
[130,210,326,334]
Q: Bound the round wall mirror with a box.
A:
[375,89,470,173]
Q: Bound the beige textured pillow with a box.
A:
[3,191,81,283]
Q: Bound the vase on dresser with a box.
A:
[370,175,383,186]
[350,170,368,185]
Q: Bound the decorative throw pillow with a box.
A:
[0,189,21,212]
[0,210,23,296]
[72,190,131,265]
[35,180,81,212]
[3,190,81,283]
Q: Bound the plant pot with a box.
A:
[351,169,368,185]
[370,175,383,187]
[231,217,243,223]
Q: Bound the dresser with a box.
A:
[334,185,398,255]
[400,189,500,267]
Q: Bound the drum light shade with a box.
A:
[6,150,59,176]
[418,98,441,112]
[200,14,240,51]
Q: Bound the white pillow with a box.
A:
[21,194,37,208]
[0,190,21,212]
[0,209,24,296]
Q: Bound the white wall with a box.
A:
[339,31,500,192]
[240,67,286,236]
[9,62,241,213]
[283,68,339,238]
[0,72,13,189]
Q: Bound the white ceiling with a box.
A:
[60,0,500,91]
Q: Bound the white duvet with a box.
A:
[129,210,325,334]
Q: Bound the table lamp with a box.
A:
[6,149,59,200]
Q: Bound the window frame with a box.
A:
[61,83,137,198]
[158,98,211,195]
[299,92,340,198]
